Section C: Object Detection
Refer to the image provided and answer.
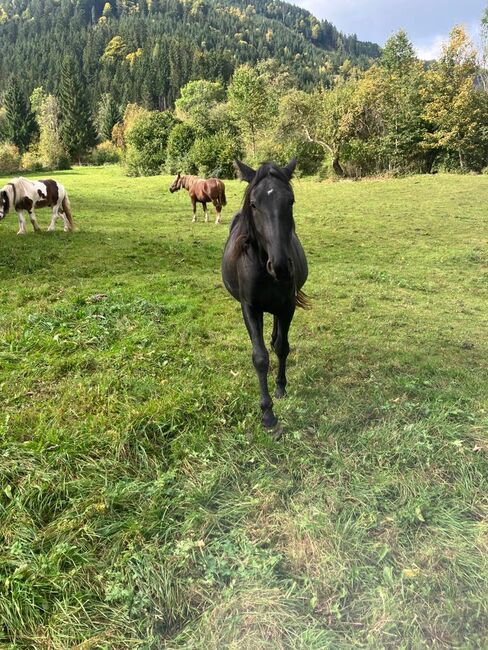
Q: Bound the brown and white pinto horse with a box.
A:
[169,173,226,224]
[0,177,74,234]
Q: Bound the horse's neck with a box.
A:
[181,175,197,191]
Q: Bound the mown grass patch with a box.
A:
[1,167,487,648]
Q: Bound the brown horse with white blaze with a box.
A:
[169,173,226,224]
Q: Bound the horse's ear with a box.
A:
[282,158,297,180]
[234,159,255,183]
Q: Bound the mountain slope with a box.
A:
[0,0,381,111]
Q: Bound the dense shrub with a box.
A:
[89,141,121,165]
[21,148,44,172]
[125,111,177,176]
[0,143,21,174]
[190,130,242,178]
[166,123,198,174]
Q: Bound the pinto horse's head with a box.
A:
[0,189,10,221]
[235,158,297,282]
[169,173,182,193]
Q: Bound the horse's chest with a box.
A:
[15,197,34,211]
[247,273,295,314]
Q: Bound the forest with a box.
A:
[0,0,487,177]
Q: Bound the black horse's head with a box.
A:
[0,189,10,220]
[169,173,182,193]
[235,159,297,282]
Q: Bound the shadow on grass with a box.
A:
[0,229,224,281]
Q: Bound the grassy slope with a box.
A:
[0,167,487,649]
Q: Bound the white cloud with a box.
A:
[414,34,446,61]
[414,21,483,61]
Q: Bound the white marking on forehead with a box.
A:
[267,188,274,195]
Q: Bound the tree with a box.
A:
[3,78,37,153]
[422,26,488,171]
[381,29,415,74]
[97,93,121,141]
[166,122,198,173]
[124,110,177,175]
[228,65,269,157]
[278,85,358,175]
[30,88,69,170]
[359,32,427,173]
[175,80,225,133]
[58,55,97,161]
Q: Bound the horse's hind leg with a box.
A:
[202,202,209,223]
[274,308,294,399]
[214,201,222,224]
[59,211,71,232]
[241,303,280,436]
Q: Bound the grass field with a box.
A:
[0,166,487,649]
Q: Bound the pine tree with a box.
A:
[4,78,37,152]
[97,93,121,141]
[58,55,96,161]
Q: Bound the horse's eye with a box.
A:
[250,202,256,209]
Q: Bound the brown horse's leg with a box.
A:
[191,198,197,222]
[214,200,222,224]
[273,307,295,399]
[202,202,209,223]
[241,303,280,436]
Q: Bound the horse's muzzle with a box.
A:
[267,257,293,281]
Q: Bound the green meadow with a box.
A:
[0,166,487,648]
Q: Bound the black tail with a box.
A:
[295,289,312,310]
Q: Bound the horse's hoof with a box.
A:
[270,423,284,441]
[17,231,26,236]
[275,387,287,399]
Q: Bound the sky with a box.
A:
[293,0,487,59]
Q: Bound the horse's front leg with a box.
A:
[29,210,41,233]
[17,211,27,235]
[191,198,197,222]
[241,303,280,435]
[272,307,295,399]
[202,202,209,223]
[47,207,59,232]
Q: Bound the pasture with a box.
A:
[0,166,487,649]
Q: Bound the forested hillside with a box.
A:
[0,0,380,110]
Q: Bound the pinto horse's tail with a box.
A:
[62,193,74,231]
[296,289,312,310]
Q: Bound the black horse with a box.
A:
[222,159,309,438]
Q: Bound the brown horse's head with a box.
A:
[169,173,182,193]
